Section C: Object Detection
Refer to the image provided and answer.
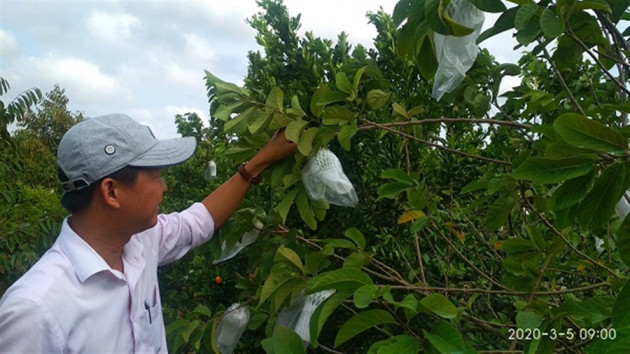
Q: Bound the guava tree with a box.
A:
[163,0,630,352]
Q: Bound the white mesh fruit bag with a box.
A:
[301,148,358,207]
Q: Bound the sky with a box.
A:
[1,0,519,139]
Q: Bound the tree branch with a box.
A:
[357,118,531,131]
[361,118,511,166]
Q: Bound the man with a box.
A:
[0,113,296,352]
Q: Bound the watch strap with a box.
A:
[238,163,262,185]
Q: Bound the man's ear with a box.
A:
[99,178,121,209]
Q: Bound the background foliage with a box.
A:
[2,0,630,353]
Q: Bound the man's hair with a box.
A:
[58,166,142,213]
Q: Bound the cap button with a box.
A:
[104,145,116,155]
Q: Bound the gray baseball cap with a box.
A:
[57,113,196,192]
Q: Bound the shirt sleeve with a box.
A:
[151,202,215,266]
[0,298,63,352]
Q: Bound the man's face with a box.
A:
[118,168,167,233]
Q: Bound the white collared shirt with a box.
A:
[0,202,214,353]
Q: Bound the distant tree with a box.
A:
[0,77,42,140]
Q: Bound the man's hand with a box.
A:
[246,128,298,177]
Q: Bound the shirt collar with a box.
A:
[57,217,119,282]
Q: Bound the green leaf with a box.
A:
[381,169,416,185]
[515,3,539,31]
[322,106,355,125]
[516,311,543,330]
[512,157,594,184]
[577,163,626,230]
[338,121,357,151]
[274,187,299,223]
[367,335,420,354]
[310,86,330,117]
[486,195,516,231]
[297,127,318,156]
[419,293,458,319]
[306,269,373,294]
[296,188,317,230]
[336,72,353,94]
[553,113,628,153]
[310,291,352,347]
[266,86,284,112]
[248,111,274,135]
[367,89,390,110]
[377,182,412,200]
[468,0,506,12]
[354,284,379,309]
[344,227,366,250]
[540,8,564,38]
[287,95,306,117]
[275,245,305,274]
[224,107,254,134]
[613,280,630,330]
[416,35,438,80]
[423,320,465,353]
[285,119,308,143]
[477,7,517,43]
[392,102,408,118]
[617,215,630,267]
[352,66,367,92]
[575,0,612,13]
[262,326,306,354]
[260,267,294,305]
[548,170,596,211]
[334,310,396,348]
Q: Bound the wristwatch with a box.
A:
[237,163,262,185]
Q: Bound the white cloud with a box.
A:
[87,11,141,43]
[184,33,215,62]
[0,29,19,55]
[25,55,131,105]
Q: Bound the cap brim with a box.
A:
[129,136,197,168]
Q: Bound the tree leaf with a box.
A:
[367,89,390,110]
[248,111,274,135]
[310,86,330,117]
[352,66,367,92]
[515,3,538,31]
[262,326,306,354]
[306,269,373,295]
[353,284,379,309]
[367,335,420,354]
[468,0,506,12]
[260,267,294,305]
[423,320,465,353]
[344,227,366,250]
[377,182,412,200]
[296,188,317,230]
[322,106,355,125]
[338,121,357,152]
[398,210,426,224]
[266,86,284,112]
[577,163,626,230]
[486,195,515,231]
[512,157,594,184]
[540,8,564,39]
[275,245,305,274]
[310,291,352,347]
[285,119,308,143]
[617,215,630,267]
[334,309,396,348]
[381,169,416,185]
[613,280,630,330]
[548,170,595,211]
[274,187,299,223]
[336,72,353,94]
[419,293,458,319]
[297,127,318,156]
[553,113,627,153]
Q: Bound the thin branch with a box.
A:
[565,30,630,96]
[413,232,427,285]
[385,281,610,296]
[525,200,619,278]
[357,118,531,131]
[432,226,512,291]
[540,45,586,115]
[361,118,511,166]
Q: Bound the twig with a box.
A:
[413,232,427,285]
[357,118,531,131]
[384,282,609,296]
[361,118,511,166]
[540,45,586,115]
[565,30,630,96]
